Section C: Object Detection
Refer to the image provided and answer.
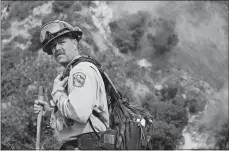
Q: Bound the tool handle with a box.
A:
[36,86,44,150]
[36,110,43,150]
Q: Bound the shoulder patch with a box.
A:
[73,72,86,87]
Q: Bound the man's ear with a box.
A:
[73,39,78,44]
[73,39,78,49]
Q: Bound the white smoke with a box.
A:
[109,1,227,89]
[181,83,228,149]
[88,1,121,55]
[87,1,228,149]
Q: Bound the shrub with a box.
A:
[41,15,57,25]
[215,121,229,149]
[27,26,42,52]
[7,1,44,21]
[52,1,73,13]
[109,12,146,54]
[73,3,82,12]
[1,53,59,149]
[13,35,28,44]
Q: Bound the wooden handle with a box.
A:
[36,86,44,150]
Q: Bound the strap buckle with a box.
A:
[98,130,117,149]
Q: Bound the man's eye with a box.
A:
[59,41,65,44]
[51,44,56,49]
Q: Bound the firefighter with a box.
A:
[34,20,109,150]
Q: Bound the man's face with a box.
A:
[50,36,78,66]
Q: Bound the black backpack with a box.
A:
[61,55,154,149]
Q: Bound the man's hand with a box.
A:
[54,74,69,88]
[34,99,51,117]
[52,74,68,92]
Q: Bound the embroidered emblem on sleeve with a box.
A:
[73,72,86,87]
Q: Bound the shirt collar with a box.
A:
[66,55,81,69]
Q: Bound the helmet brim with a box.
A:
[42,30,82,55]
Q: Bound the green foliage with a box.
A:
[109,11,179,55]
[42,15,57,25]
[73,2,83,12]
[7,1,45,21]
[1,45,22,75]
[27,26,42,52]
[109,12,146,53]
[52,1,74,13]
[1,20,11,31]
[142,91,188,149]
[215,121,229,149]
[1,53,60,149]
[147,18,178,56]
[80,1,91,7]
[148,120,183,149]
[12,35,28,44]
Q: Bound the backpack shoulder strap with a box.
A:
[61,55,100,79]
[71,55,102,69]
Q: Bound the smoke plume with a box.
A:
[107,1,228,90]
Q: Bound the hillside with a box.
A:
[1,1,228,150]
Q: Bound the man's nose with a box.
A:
[55,43,62,50]
[53,43,61,52]
[52,43,61,55]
